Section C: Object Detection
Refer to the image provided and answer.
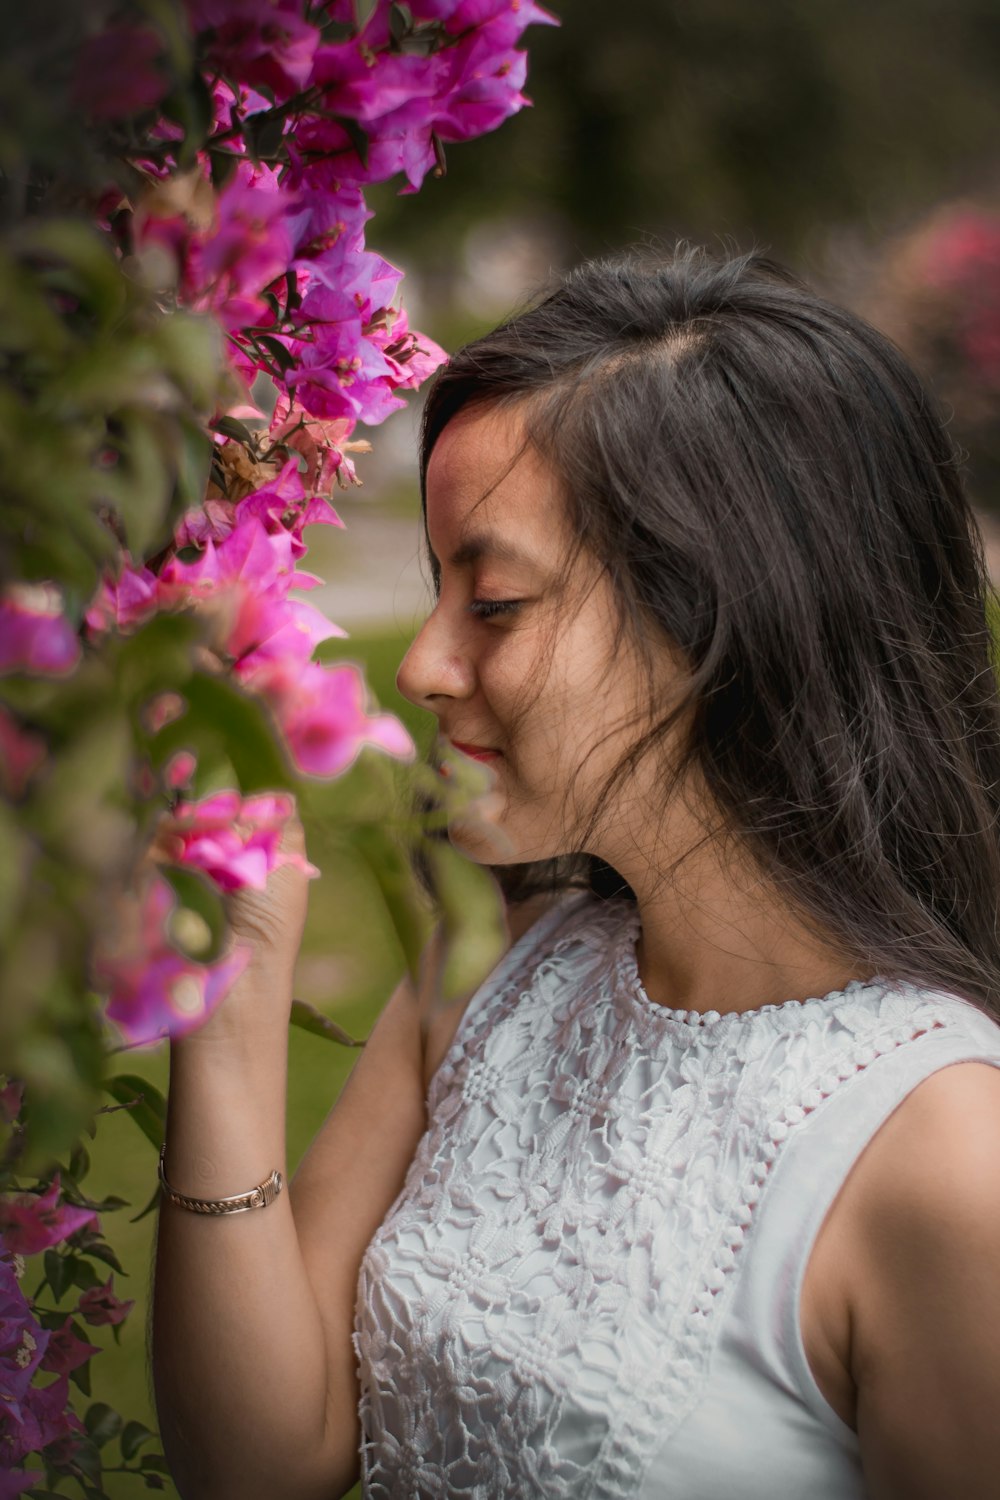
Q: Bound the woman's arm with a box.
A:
[850,1060,1000,1499]
[152,853,551,1500]
[151,956,427,1500]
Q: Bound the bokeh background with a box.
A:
[83,4,1000,1494]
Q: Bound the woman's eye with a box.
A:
[468,598,522,621]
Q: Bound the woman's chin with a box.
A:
[445,786,528,863]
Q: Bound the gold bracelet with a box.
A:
[157,1142,283,1215]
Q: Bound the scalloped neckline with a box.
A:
[608,900,891,1029]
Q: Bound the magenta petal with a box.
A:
[0,1175,100,1256]
[39,1316,102,1376]
[0,594,80,678]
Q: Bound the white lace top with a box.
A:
[353,889,1000,1498]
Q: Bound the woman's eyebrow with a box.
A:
[427,533,543,572]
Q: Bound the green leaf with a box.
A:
[120,1420,156,1462]
[60,1432,102,1483]
[69,1140,91,1184]
[70,1356,93,1397]
[177,671,294,793]
[128,1182,163,1225]
[84,1402,123,1449]
[213,415,258,445]
[289,998,364,1048]
[44,1248,73,1303]
[353,0,378,31]
[69,1257,103,1293]
[113,610,201,706]
[81,1241,127,1276]
[247,109,287,163]
[101,1074,167,1153]
[138,1452,172,1473]
[159,864,227,964]
[255,333,296,374]
[389,2,412,42]
[352,823,429,977]
[336,114,369,169]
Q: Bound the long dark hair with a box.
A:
[416,245,1000,1017]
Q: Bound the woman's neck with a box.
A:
[600,785,874,1018]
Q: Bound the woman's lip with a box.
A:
[449,740,501,761]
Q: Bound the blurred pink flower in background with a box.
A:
[0,709,45,800]
[187,0,319,100]
[0,586,80,678]
[93,873,252,1046]
[72,25,170,121]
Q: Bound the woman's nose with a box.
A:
[396,603,475,709]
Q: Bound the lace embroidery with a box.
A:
[353,895,976,1499]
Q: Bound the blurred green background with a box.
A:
[49,2,1000,1494]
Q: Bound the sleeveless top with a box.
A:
[352,889,1000,1498]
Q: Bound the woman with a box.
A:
[152,248,1000,1500]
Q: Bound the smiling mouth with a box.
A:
[449,740,502,763]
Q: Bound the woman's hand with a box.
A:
[150,808,313,1042]
[218,813,312,978]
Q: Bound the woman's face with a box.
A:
[396,402,686,867]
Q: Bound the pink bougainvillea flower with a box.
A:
[187,0,320,100]
[417,0,560,48]
[0,1365,85,1474]
[185,161,296,332]
[158,509,295,605]
[162,789,320,892]
[283,168,371,264]
[0,1255,84,1477]
[0,707,45,800]
[0,1255,50,1415]
[0,586,80,678]
[164,750,198,791]
[94,872,253,1046]
[72,24,171,122]
[239,657,414,778]
[0,1174,99,1258]
[38,1317,102,1378]
[173,496,240,550]
[174,481,340,571]
[307,1,557,191]
[0,1466,40,1499]
[368,304,448,390]
[76,1275,135,1329]
[223,459,344,561]
[83,555,159,634]
[158,511,346,675]
[268,395,371,492]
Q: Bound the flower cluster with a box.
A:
[2,1,555,1487]
[0,1082,150,1492]
[130,0,557,476]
